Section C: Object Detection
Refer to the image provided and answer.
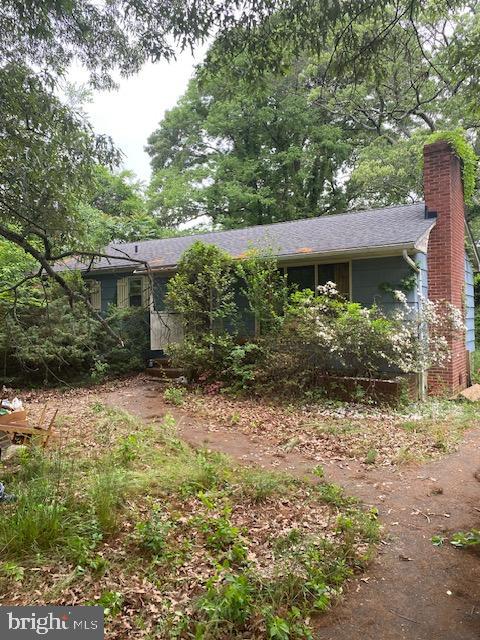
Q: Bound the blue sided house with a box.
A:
[65,141,477,396]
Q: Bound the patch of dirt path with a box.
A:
[102,379,480,640]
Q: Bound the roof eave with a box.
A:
[132,242,421,274]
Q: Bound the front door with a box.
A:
[150,274,183,351]
[150,311,183,351]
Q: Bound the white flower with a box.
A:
[317,281,338,297]
[393,290,407,304]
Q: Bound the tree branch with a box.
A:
[0,224,134,346]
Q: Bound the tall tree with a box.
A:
[147,60,352,228]
[1,0,479,294]
[147,3,480,228]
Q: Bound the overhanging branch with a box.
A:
[0,224,153,346]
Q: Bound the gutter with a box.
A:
[133,241,422,274]
[402,249,426,401]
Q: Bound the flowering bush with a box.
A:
[389,288,465,373]
[255,283,465,394]
[166,241,465,397]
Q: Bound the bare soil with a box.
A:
[102,378,480,640]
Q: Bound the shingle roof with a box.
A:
[62,202,434,273]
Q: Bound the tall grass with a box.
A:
[0,404,380,640]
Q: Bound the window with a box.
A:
[129,277,143,307]
[153,275,170,311]
[286,265,315,292]
[117,276,149,308]
[284,262,350,299]
[318,262,350,298]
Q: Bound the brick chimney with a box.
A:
[423,141,467,394]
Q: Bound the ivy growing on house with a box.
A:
[425,129,478,205]
[379,268,418,298]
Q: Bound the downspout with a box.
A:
[402,250,426,401]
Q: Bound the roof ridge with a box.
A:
[109,202,426,250]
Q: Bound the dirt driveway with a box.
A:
[101,379,480,640]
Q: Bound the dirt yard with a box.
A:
[5,375,480,639]
[104,377,480,640]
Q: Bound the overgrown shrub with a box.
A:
[98,306,149,376]
[255,285,464,394]
[165,241,464,399]
[0,291,148,384]
[166,242,288,386]
[166,241,238,337]
[168,332,237,382]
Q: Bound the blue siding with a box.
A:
[415,252,428,300]
[352,256,419,312]
[465,256,475,352]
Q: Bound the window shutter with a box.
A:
[90,280,101,311]
[117,277,129,308]
[335,263,350,299]
[142,276,152,309]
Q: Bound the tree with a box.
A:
[90,166,146,218]
[84,166,177,243]
[306,5,480,208]
[1,0,479,309]
[147,59,352,228]
[147,4,480,228]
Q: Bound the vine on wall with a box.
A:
[425,129,478,204]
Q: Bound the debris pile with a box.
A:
[0,397,23,419]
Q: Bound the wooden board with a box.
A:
[459,384,480,402]
[0,409,26,424]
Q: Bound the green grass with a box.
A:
[0,404,379,639]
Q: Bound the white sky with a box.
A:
[80,48,206,184]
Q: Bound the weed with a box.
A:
[194,506,242,552]
[164,386,186,406]
[432,428,449,452]
[179,451,227,494]
[313,465,325,479]
[115,433,141,466]
[273,528,302,553]
[399,420,421,433]
[90,468,129,534]
[432,529,480,549]
[230,411,241,425]
[1,562,25,582]
[134,511,172,556]
[450,529,480,548]
[0,477,73,557]
[364,449,377,465]
[95,590,123,617]
[431,535,446,546]
[90,400,105,414]
[307,421,360,436]
[236,468,289,503]
[316,483,356,508]
[395,445,423,464]
[196,572,254,630]
[265,606,313,640]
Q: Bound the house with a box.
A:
[66,141,477,395]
